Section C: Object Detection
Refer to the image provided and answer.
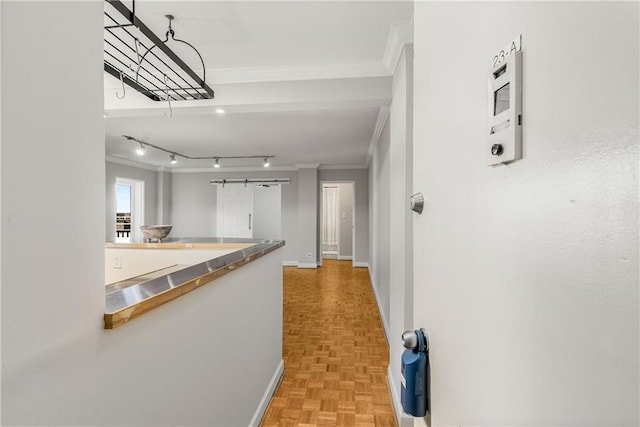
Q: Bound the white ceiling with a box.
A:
[104,1,413,171]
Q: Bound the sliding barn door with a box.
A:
[216,184,254,238]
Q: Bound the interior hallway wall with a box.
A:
[412,2,639,425]
[337,182,353,259]
[367,122,391,333]
[387,44,414,426]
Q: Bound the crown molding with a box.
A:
[106,156,369,174]
[171,166,299,174]
[106,155,164,172]
[383,21,414,74]
[318,164,367,170]
[205,62,390,85]
[366,106,390,167]
[295,163,320,169]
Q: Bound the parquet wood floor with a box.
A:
[261,260,397,427]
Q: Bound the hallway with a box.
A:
[261,260,397,426]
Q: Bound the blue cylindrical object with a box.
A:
[401,348,427,417]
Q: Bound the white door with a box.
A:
[216,184,253,238]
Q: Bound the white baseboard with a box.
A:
[282,260,297,267]
[297,263,318,269]
[388,365,415,427]
[249,359,284,427]
[337,255,353,260]
[368,268,390,345]
[353,262,369,268]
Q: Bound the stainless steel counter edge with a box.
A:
[104,240,285,329]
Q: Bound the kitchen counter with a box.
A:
[104,238,285,329]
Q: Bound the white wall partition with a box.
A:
[2,3,284,425]
[412,2,639,425]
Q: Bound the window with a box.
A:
[115,178,144,241]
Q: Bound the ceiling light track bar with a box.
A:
[210,178,291,186]
[122,135,274,162]
[105,0,214,101]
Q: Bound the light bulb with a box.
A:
[214,158,221,168]
[170,154,177,164]
[136,143,145,156]
[263,158,270,168]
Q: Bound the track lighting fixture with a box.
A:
[122,135,274,168]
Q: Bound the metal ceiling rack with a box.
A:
[104,0,215,102]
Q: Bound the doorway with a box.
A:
[320,182,355,265]
[115,177,144,241]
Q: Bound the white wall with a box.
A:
[253,185,282,241]
[157,170,172,225]
[298,167,318,266]
[171,172,218,237]
[337,182,353,258]
[105,247,237,284]
[1,0,104,420]
[318,168,369,266]
[387,45,414,426]
[2,3,283,425]
[106,161,158,240]
[413,2,639,425]
[368,121,391,331]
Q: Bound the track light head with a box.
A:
[136,143,145,156]
[213,158,221,168]
[170,154,177,164]
[263,157,270,168]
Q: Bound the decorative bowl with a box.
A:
[140,225,173,242]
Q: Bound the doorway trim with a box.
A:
[319,180,356,268]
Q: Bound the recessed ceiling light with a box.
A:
[215,108,225,115]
